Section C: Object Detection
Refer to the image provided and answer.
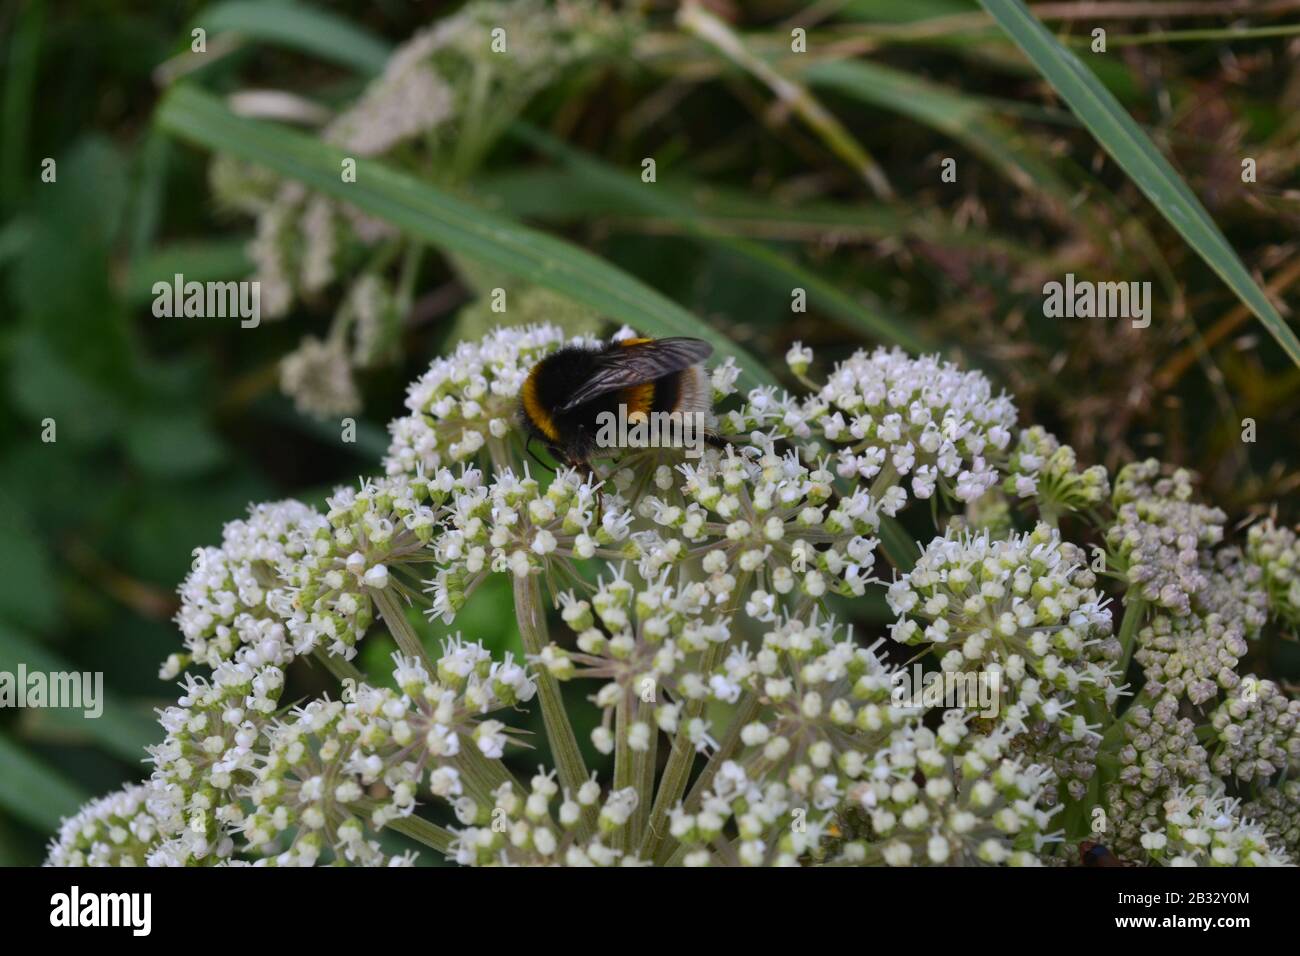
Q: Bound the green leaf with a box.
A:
[193,1,393,76]
[0,730,88,832]
[977,0,1300,369]
[503,124,933,353]
[6,329,126,447]
[155,85,776,391]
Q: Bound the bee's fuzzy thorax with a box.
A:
[518,336,714,467]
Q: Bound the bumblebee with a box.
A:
[519,336,714,471]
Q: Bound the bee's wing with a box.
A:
[556,338,713,412]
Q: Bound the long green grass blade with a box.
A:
[977,0,1300,369]
[193,1,393,76]
[154,85,775,390]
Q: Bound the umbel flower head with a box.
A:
[47,323,1296,867]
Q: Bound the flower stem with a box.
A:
[632,699,657,848]
[371,587,434,671]
[353,798,455,855]
[1114,595,1148,687]
[312,646,367,686]
[656,690,760,865]
[639,642,726,863]
[683,692,760,813]
[513,572,597,840]
[612,694,633,853]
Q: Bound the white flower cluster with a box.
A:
[1002,426,1109,516]
[386,324,569,476]
[50,642,533,867]
[45,784,161,867]
[886,524,1120,720]
[426,464,625,621]
[1209,678,1300,783]
[1101,691,1212,859]
[1248,518,1300,630]
[172,477,444,674]
[1107,460,1226,616]
[240,648,533,866]
[670,443,881,600]
[48,323,1300,869]
[279,335,363,418]
[448,775,647,866]
[1140,786,1291,866]
[1242,780,1300,857]
[844,718,1059,866]
[774,347,1017,509]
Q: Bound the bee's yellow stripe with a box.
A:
[522,368,560,442]
[620,339,655,417]
[624,382,654,418]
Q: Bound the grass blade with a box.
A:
[977,0,1300,369]
[154,85,776,390]
[193,1,393,76]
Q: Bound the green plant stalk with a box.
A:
[513,573,598,840]
[681,691,761,815]
[632,700,658,848]
[353,797,455,854]
[639,642,726,862]
[655,690,763,865]
[612,695,636,853]
[453,747,515,807]
[371,587,434,671]
[312,646,367,685]
[1114,595,1148,687]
